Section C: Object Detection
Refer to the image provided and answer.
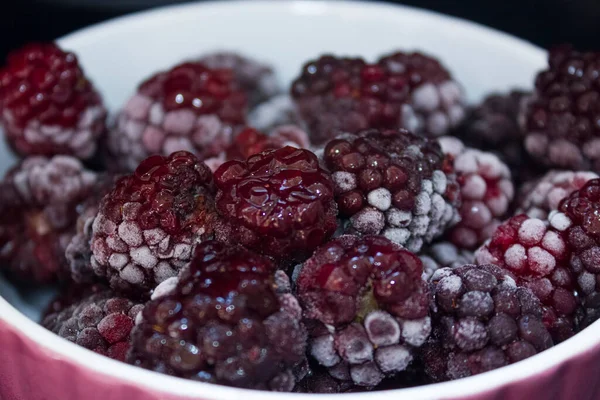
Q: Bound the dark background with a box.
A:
[1,0,599,59]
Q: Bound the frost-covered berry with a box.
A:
[475,215,578,341]
[439,136,514,249]
[90,151,216,293]
[107,61,247,171]
[0,155,97,283]
[419,241,475,281]
[297,235,430,387]
[214,146,337,264]
[322,128,460,252]
[423,264,553,381]
[518,170,598,219]
[42,286,144,362]
[378,51,466,137]
[520,46,600,170]
[128,241,307,391]
[198,51,279,106]
[550,178,600,327]
[0,43,107,159]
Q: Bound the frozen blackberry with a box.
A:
[454,90,532,177]
[66,174,119,283]
[439,136,514,250]
[107,61,247,171]
[90,151,216,293]
[297,235,430,387]
[291,55,418,145]
[0,43,107,159]
[419,241,475,281]
[128,241,307,391]
[198,51,279,106]
[214,146,337,264]
[518,170,598,219]
[423,264,553,381]
[294,368,357,393]
[248,94,305,132]
[0,155,97,284]
[550,178,600,327]
[42,286,144,362]
[521,45,600,170]
[475,215,578,341]
[322,128,460,252]
[378,51,466,137]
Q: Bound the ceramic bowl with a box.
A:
[1,1,599,399]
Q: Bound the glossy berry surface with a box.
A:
[424,264,553,381]
[475,215,578,341]
[214,146,337,264]
[0,155,97,283]
[42,286,144,362]
[0,43,106,159]
[439,136,514,249]
[128,241,307,391]
[522,45,600,170]
[297,235,430,387]
[323,128,460,252]
[90,151,216,292]
[107,61,248,171]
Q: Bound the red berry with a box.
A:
[440,136,514,249]
[90,151,216,292]
[0,43,106,159]
[322,128,460,252]
[214,146,337,264]
[107,61,248,171]
[297,235,430,387]
[128,241,307,391]
[476,215,579,341]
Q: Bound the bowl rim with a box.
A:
[2,0,596,399]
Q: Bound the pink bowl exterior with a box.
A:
[2,314,600,400]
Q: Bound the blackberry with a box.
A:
[0,43,106,159]
[42,286,144,362]
[322,128,460,252]
[518,170,598,219]
[378,51,466,137]
[439,136,514,249]
[214,146,337,264]
[424,264,553,381]
[296,235,430,387]
[90,151,216,293]
[128,241,307,391]
[107,61,247,171]
[475,215,579,341]
[550,178,600,327]
[0,155,97,283]
[198,51,279,106]
[521,45,600,170]
[419,241,475,281]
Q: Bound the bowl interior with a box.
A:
[2,1,580,400]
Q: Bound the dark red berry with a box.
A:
[423,264,553,381]
[521,45,600,170]
[107,61,248,171]
[439,136,514,249]
[198,51,279,106]
[214,146,337,264]
[0,156,97,284]
[476,215,578,341]
[297,235,430,387]
[127,241,307,391]
[90,151,216,293]
[322,128,460,252]
[0,43,106,159]
[42,286,144,362]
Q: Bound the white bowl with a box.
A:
[3,1,599,400]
